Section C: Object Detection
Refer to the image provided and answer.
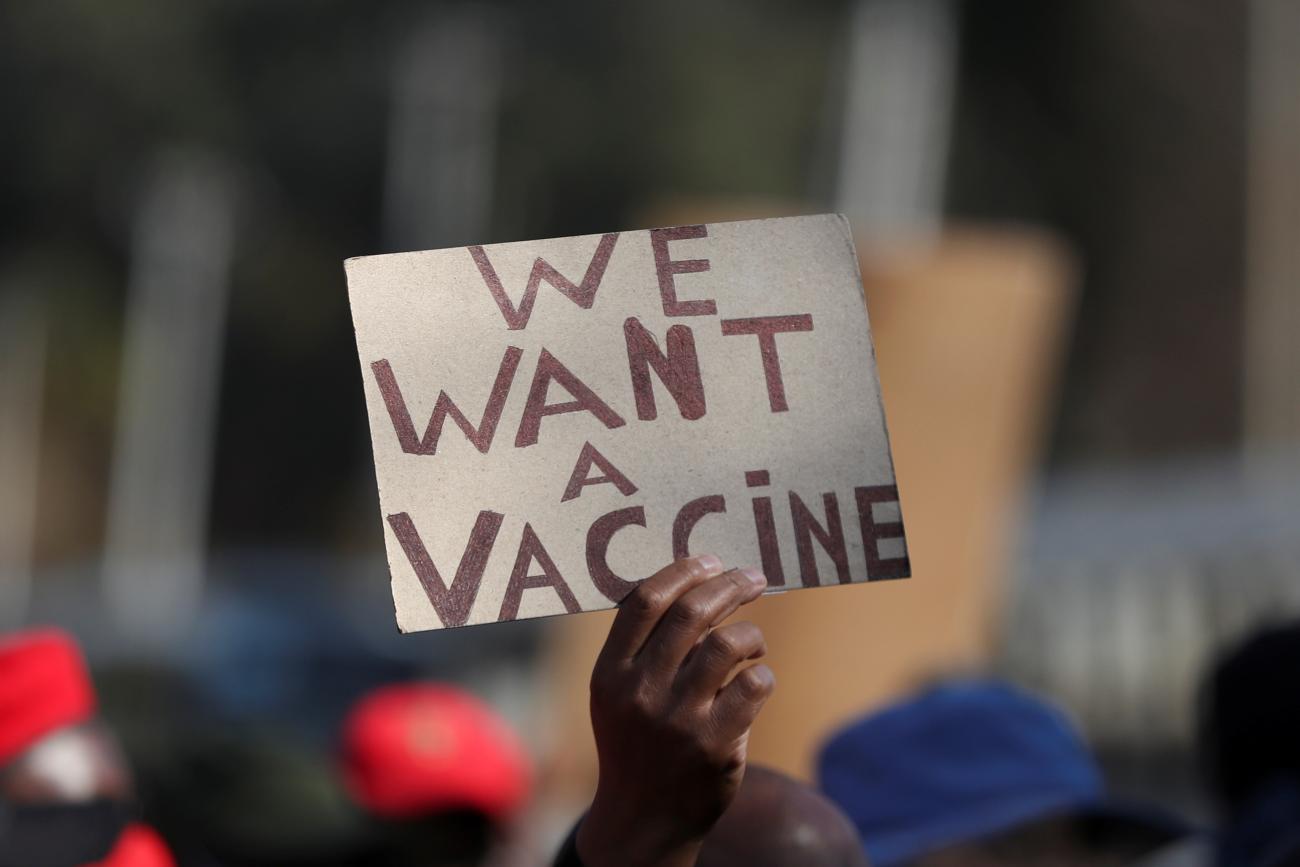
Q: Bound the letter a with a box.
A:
[515,349,626,447]
[561,442,639,502]
[498,524,582,620]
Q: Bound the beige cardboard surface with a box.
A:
[345,214,907,631]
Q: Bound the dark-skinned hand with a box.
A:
[575,555,775,867]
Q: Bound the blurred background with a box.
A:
[1,0,1298,863]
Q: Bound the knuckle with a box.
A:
[629,585,668,618]
[703,623,763,666]
[706,629,742,660]
[629,682,659,714]
[670,596,710,627]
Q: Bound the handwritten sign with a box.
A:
[345,214,908,632]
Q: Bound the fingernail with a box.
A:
[693,554,723,574]
[741,567,767,588]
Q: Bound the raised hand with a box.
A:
[576,555,774,867]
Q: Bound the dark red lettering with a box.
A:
[387,510,503,628]
[469,233,619,330]
[650,225,716,317]
[790,491,850,587]
[623,318,706,421]
[561,442,639,502]
[720,314,814,412]
[750,494,786,587]
[672,495,727,560]
[371,347,523,455]
[586,506,646,602]
[855,485,909,580]
[515,349,626,448]
[498,523,581,620]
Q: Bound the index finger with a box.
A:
[597,555,725,664]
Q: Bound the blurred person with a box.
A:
[818,679,1187,867]
[1196,620,1300,867]
[694,764,867,867]
[0,628,174,867]
[553,555,864,867]
[339,682,532,867]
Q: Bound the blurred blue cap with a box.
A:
[817,679,1183,866]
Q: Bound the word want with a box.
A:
[369,226,815,456]
[387,468,906,628]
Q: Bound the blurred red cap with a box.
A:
[0,628,97,764]
[341,683,532,822]
[85,824,176,867]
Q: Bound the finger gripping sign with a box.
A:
[345,214,909,632]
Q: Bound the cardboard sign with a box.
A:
[345,214,908,632]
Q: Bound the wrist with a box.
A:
[576,795,704,867]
